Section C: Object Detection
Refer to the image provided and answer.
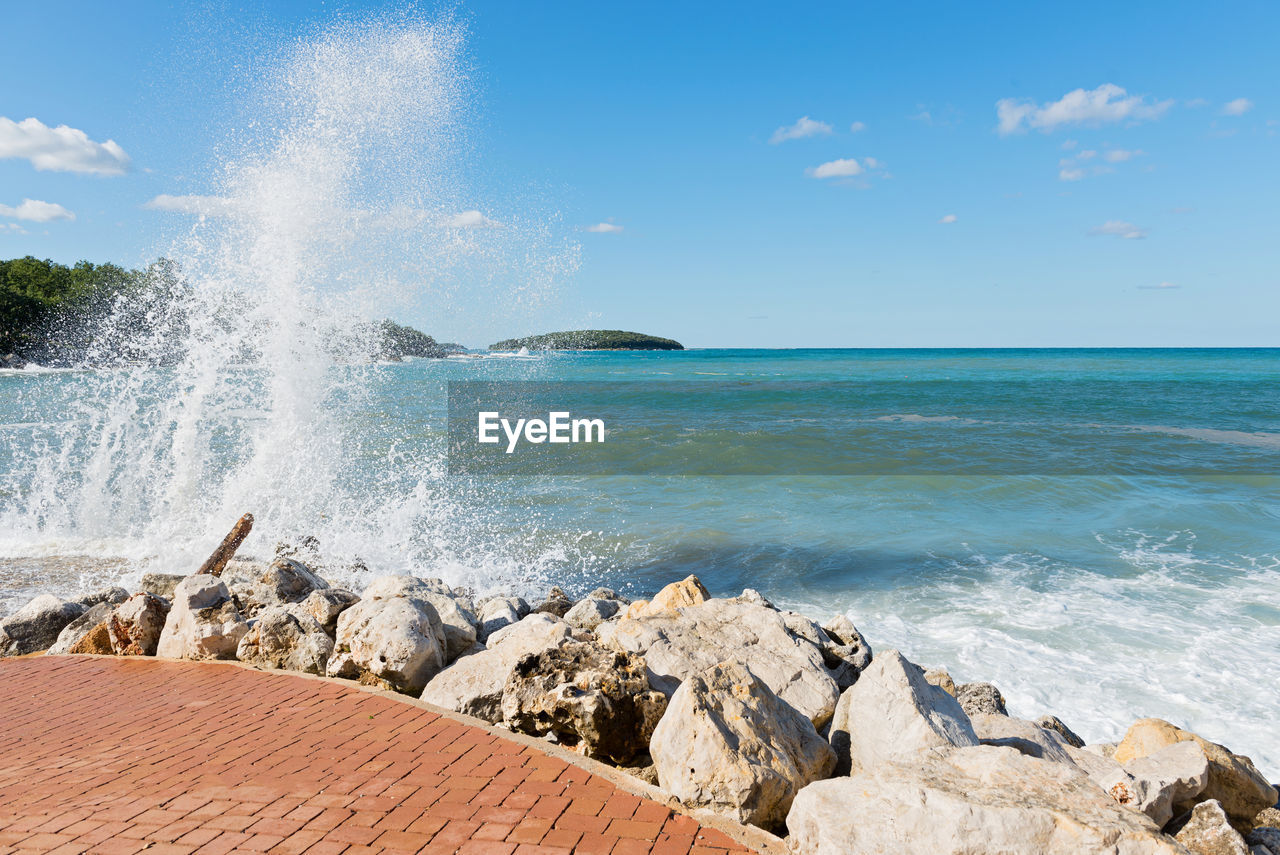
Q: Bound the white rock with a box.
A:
[237,606,334,674]
[563,597,622,631]
[299,588,359,635]
[1122,740,1212,828]
[650,661,835,832]
[156,576,249,660]
[478,597,522,641]
[972,712,1076,765]
[421,613,571,722]
[787,745,1184,855]
[828,649,978,776]
[603,597,840,728]
[325,596,446,693]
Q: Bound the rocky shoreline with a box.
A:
[1,549,1276,855]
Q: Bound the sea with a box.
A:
[2,347,1278,778]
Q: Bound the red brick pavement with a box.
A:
[0,656,759,855]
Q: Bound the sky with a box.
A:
[1,0,1277,348]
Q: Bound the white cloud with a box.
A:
[1088,220,1147,239]
[1059,167,1085,182]
[849,121,866,133]
[1185,98,1210,109]
[0,116,131,175]
[586,222,623,233]
[445,209,499,229]
[996,84,1172,134]
[1104,148,1143,162]
[1061,139,1078,150]
[770,116,833,144]
[807,158,864,178]
[0,198,75,222]
[144,194,235,216]
[939,214,957,224]
[1222,98,1253,116]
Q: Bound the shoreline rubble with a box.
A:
[1,548,1276,855]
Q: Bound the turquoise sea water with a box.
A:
[1,348,1277,776]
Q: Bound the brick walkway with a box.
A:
[0,656,758,855]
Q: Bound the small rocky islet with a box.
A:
[1,547,1277,855]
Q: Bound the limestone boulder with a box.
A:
[828,649,978,776]
[622,575,710,619]
[420,593,478,662]
[816,614,872,690]
[48,601,116,655]
[421,613,571,722]
[972,712,1076,764]
[69,622,113,654]
[223,557,327,617]
[1115,719,1277,828]
[1176,800,1249,855]
[602,596,840,728]
[1120,740,1213,828]
[500,640,667,764]
[298,588,359,635]
[957,680,1008,716]
[1038,714,1087,748]
[237,606,333,674]
[0,595,87,656]
[787,745,1185,855]
[477,596,525,641]
[107,592,170,656]
[325,596,446,693]
[923,666,958,696]
[534,586,575,618]
[139,572,184,600]
[156,575,249,660]
[563,597,622,632]
[650,661,835,832]
[74,587,130,608]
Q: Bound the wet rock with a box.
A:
[156,575,249,660]
[107,592,170,656]
[623,575,710,619]
[237,606,334,674]
[923,666,957,696]
[956,681,1008,716]
[501,640,667,764]
[601,595,840,728]
[1115,718,1277,829]
[48,601,116,655]
[588,587,629,603]
[325,594,446,694]
[139,572,185,600]
[299,588,359,635]
[563,597,622,631]
[0,594,87,656]
[421,613,571,722]
[1038,714,1086,748]
[650,661,835,832]
[971,713,1076,764]
[534,586,574,618]
[1175,800,1249,855]
[828,649,978,776]
[74,587,130,609]
[787,745,1184,855]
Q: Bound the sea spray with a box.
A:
[0,13,578,592]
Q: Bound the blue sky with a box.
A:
[1,1,1277,347]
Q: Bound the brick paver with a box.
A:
[0,657,757,855]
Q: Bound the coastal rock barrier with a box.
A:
[2,553,1277,855]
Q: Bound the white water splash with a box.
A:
[0,14,577,592]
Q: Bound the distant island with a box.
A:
[0,255,455,367]
[489,330,684,351]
